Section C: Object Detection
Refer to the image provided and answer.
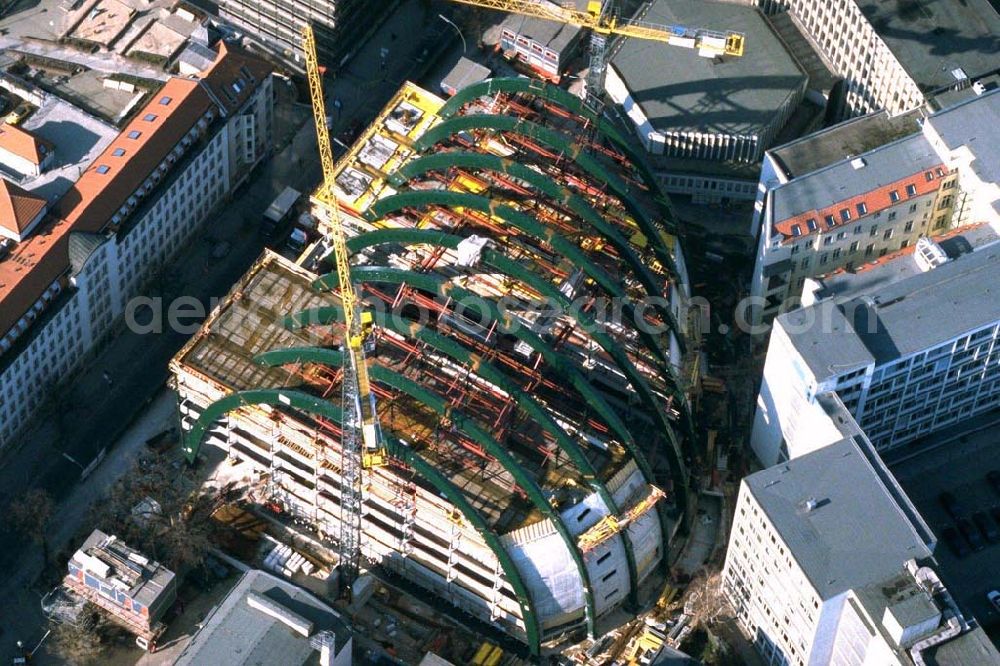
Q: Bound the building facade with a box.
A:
[213,0,366,68]
[496,13,584,82]
[751,238,1000,466]
[749,91,1000,325]
[606,0,806,164]
[749,0,1000,120]
[724,408,1000,666]
[0,45,272,449]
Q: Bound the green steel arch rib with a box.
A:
[268,304,642,607]
[412,113,678,275]
[387,151,670,308]
[181,388,544,655]
[434,77,665,203]
[252,348,600,639]
[312,265,684,534]
[343,227,688,433]
[364,189,682,374]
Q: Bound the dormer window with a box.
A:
[159,96,172,105]
[112,148,126,157]
[143,113,158,122]
[128,130,141,139]
[96,165,110,174]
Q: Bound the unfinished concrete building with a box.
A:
[171,78,697,656]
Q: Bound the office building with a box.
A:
[0,44,272,449]
[607,0,806,164]
[494,9,584,82]
[751,234,1000,466]
[751,0,1000,119]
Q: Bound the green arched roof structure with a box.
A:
[181,388,543,653]
[435,77,667,213]
[267,302,642,607]
[411,113,679,275]
[363,190,681,377]
[250,347,599,638]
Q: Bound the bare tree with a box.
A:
[7,487,55,564]
[92,454,216,572]
[49,602,127,665]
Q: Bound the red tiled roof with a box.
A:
[774,167,946,240]
[0,43,271,342]
[0,78,213,338]
[196,42,271,115]
[0,123,53,166]
[0,179,46,235]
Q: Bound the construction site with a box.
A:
[169,72,703,657]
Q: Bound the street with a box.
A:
[0,1,466,660]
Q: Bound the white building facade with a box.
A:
[0,46,273,449]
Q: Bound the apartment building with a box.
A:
[749,91,1000,324]
[751,234,1000,466]
[723,433,998,666]
[750,0,1000,119]
[0,44,272,448]
[213,0,366,68]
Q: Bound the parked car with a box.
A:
[939,491,964,520]
[4,102,34,126]
[988,470,1000,497]
[941,525,970,558]
[988,590,1000,613]
[972,511,999,543]
[957,517,985,551]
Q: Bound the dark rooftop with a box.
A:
[610,0,806,137]
[769,109,923,180]
[857,0,1000,93]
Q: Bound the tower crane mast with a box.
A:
[302,24,387,590]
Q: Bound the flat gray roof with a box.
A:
[770,131,940,225]
[768,109,922,180]
[745,437,933,600]
[925,88,1000,220]
[440,56,491,94]
[499,1,584,53]
[780,241,1000,378]
[610,0,806,137]
[810,223,1000,302]
[174,569,351,666]
[856,0,1000,93]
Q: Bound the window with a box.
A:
[904,221,913,232]
[839,208,851,223]
[833,248,842,259]
[888,211,897,221]
[925,171,934,182]
[806,218,818,232]
[865,244,874,257]
[856,202,867,216]
[906,184,917,196]
[909,203,917,213]
[820,253,829,265]
[936,167,945,177]
[96,165,110,174]
[823,236,833,246]
[870,225,878,236]
[791,245,800,255]
[837,231,847,240]
[801,257,810,269]
[849,241,859,252]
[825,214,836,227]
[112,148,125,157]
[159,96,172,105]
[791,224,801,236]
[128,130,141,139]
[900,239,910,249]
[143,113,158,122]
[889,190,900,202]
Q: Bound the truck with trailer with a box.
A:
[261,186,301,238]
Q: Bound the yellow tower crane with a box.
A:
[302,24,387,588]
[447,0,744,109]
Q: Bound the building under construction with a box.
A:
[170,77,699,655]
